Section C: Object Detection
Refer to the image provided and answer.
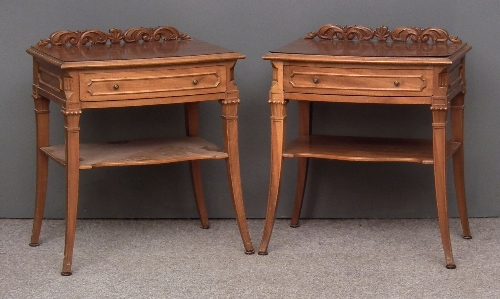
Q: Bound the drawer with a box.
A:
[80,65,226,101]
[284,66,433,97]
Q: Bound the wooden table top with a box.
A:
[27,26,244,68]
[265,25,471,63]
[270,38,468,58]
[29,39,238,63]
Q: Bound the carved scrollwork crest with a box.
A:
[305,24,375,41]
[38,26,190,46]
[306,24,461,43]
[390,27,460,43]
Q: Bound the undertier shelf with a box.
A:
[283,135,460,164]
[40,137,228,170]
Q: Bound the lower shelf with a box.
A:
[283,135,460,164]
[41,137,228,170]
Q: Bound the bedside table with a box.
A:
[27,26,254,275]
[258,25,472,269]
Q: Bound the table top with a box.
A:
[30,39,238,62]
[270,38,468,58]
[265,25,470,63]
[27,26,244,68]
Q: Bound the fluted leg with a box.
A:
[185,102,210,229]
[432,108,455,269]
[220,97,254,254]
[61,109,81,276]
[30,96,50,247]
[450,92,471,239]
[259,99,287,255]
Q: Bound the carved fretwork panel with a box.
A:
[38,26,190,47]
[306,24,461,43]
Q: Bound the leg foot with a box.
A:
[29,242,40,247]
[245,249,255,255]
[200,225,210,229]
[463,235,472,240]
[189,161,210,229]
[258,251,268,255]
[60,271,72,276]
[446,264,457,269]
[290,224,300,228]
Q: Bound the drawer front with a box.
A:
[284,66,432,97]
[80,65,226,101]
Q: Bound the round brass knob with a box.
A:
[113,84,119,90]
[394,81,400,87]
[312,78,319,84]
[193,79,198,85]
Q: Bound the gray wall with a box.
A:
[1,1,499,219]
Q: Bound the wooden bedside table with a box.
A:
[258,25,472,269]
[27,26,254,275]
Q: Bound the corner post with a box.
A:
[220,61,254,254]
[432,67,454,269]
[259,60,287,255]
[30,93,50,246]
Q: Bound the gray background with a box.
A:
[1,1,498,219]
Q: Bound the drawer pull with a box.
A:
[192,79,198,85]
[394,81,400,87]
[312,78,319,84]
[113,84,120,90]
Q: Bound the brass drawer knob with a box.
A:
[394,81,400,87]
[193,79,198,85]
[113,84,120,90]
[312,78,319,84]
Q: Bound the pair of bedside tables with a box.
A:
[27,25,471,275]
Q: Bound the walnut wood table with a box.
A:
[258,25,472,269]
[27,26,254,275]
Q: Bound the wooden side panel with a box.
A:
[34,62,68,105]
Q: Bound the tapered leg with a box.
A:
[185,103,210,229]
[290,158,309,227]
[259,99,287,255]
[220,98,254,254]
[450,92,472,239]
[30,96,50,247]
[291,101,312,227]
[61,109,81,276]
[432,108,455,269]
[290,101,311,227]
